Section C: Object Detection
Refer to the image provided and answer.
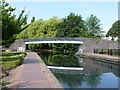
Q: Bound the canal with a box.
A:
[38,51,119,88]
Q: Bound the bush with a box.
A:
[0,52,26,70]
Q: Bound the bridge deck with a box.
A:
[24,37,84,42]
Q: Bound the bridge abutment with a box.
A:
[9,40,26,52]
[78,38,119,54]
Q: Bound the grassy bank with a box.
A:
[0,52,26,88]
[0,52,26,70]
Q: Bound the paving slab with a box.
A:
[11,52,62,88]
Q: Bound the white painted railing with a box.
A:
[25,41,83,44]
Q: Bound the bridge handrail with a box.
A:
[24,37,84,42]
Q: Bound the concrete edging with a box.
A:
[34,52,63,88]
[78,53,120,65]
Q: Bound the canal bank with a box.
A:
[77,53,120,65]
[10,52,62,88]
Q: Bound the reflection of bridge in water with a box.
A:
[47,66,84,74]
[48,55,119,74]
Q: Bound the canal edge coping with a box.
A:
[34,52,63,88]
[78,53,120,65]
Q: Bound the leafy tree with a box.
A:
[56,13,87,37]
[53,13,87,52]
[1,0,28,47]
[0,3,2,43]
[85,14,103,38]
[106,20,120,41]
[31,16,35,23]
[16,16,61,39]
[16,16,62,49]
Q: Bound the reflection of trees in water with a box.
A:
[113,72,120,77]
[39,52,80,67]
[53,72,103,88]
[53,73,85,88]
[38,52,50,65]
[85,73,103,88]
[38,51,103,88]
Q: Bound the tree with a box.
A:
[1,0,28,46]
[31,16,35,23]
[85,14,103,38]
[0,3,2,43]
[53,13,87,52]
[16,16,62,50]
[56,13,87,37]
[106,20,120,41]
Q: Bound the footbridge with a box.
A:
[24,37,84,44]
[10,37,84,52]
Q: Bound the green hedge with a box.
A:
[0,52,26,70]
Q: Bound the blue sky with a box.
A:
[9,1,118,33]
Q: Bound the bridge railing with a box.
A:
[24,37,84,42]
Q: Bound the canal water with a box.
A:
[38,51,120,88]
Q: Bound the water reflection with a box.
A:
[53,73,85,88]
[38,51,119,88]
[53,73,102,88]
[75,55,119,73]
[85,73,102,88]
[38,52,80,67]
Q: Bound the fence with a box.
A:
[94,49,120,56]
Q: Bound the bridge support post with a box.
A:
[76,45,83,54]
[25,44,28,51]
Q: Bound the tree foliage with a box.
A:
[16,16,61,39]
[85,14,103,38]
[56,13,87,37]
[106,20,120,41]
[16,16,62,50]
[16,13,103,52]
[53,13,87,52]
[31,16,35,23]
[1,0,28,47]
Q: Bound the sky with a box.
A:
[8,0,118,33]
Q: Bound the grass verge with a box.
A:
[0,52,26,70]
[0,52,27,88]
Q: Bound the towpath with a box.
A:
[11,52,62,88]
[80,53,120,64]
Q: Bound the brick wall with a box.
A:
[79,38,119,53]
[9,40,26,51]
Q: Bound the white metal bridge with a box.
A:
[24,37,84,44]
